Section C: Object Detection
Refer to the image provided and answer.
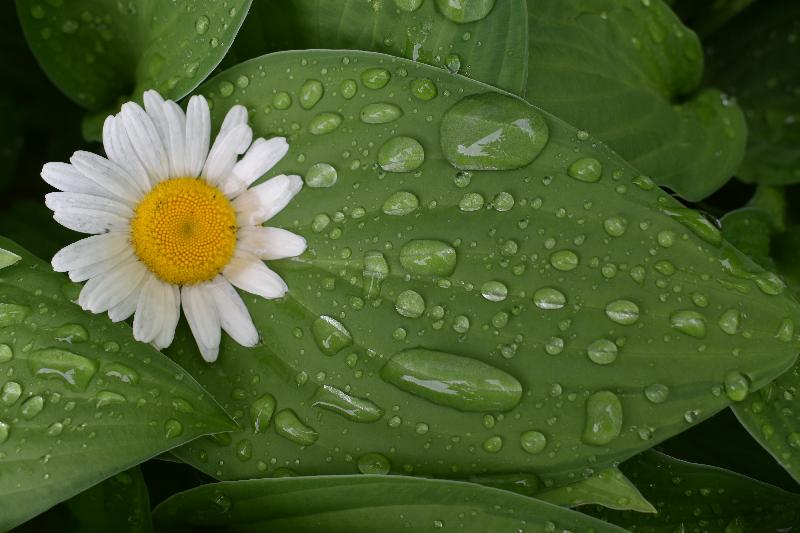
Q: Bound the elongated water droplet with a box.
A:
[670,310,707,338]
[378,136,425,172]
[381,348,522,412]
[533,287,566,310]
[357,452,391,474]
[395,289,425,318]
[275,409,318,445]
[605,300,640,325]
[549,250,579,271]
[361,68,391,89]
[582,391,623,445]
[0,344,12,363]
[312,384,384,422]
[0,421,9,444]
[587,339,618,365]
[520,430,547,454]
[383,191,419,216]
[775,318,794,342]
[250,393,276,434]
[400,240,457,277]
[299,79,324,109]
[103,363,140,385]
[0,303,31,326]
[441,93,548,170]
[363,251,389,300]
[436,0,495,23]
[660,206,722,246]
[96,390,126,408]
[164,419,183,438]
[54,323,89,343]
[20,395,44,419]
[28,348,97,390]
[1,381,22,406]
[360,102,403,124]
[481,280,508,302]
[312,316,353,356]
[724,371,750,402]
[308,112,342,135]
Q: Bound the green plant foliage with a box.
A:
[0,238,236,530]
[223,0,528,95]
[151,475,627,532]
[588,450,800,532]
[669,0,758,37]
[524,0,746,201]
[13,467,152,533]
[536,467,656,513]
[705,0,800,185]
[14,0,253,110]
[164,50,798,490]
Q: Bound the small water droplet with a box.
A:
[724,371,750,402]
[644,383,669,404]
[21,395,45,419]
[718,309,740,335]
[411,77,437,100]
[357,452,391,474]
[568,157,603,182]
[603,216,628,237]
[305,163,338,188]
[520,430,547,454]
[272,91,292,109]
[1,381,22,406]
[363,251,389,300]
[195,15,210,35]
[395,289,426,318]
[482,435,503,453]
[312,316,353,356]
[0,344,12,363]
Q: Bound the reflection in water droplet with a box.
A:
[644,383,669,404]
[382,191,419,216]
[357,452,391,474]
[533,287,566,310]
[436,0,496,23]
[520,430,547,454]
[549,250,579,271]
[724,371,750,402]
[21,395,45,419]
[378,136,425,172]
[587,339,618,365]
[308,112,343,135]
[411,77,437,100]
[568,157,603,182]
[299,79,324,110]
[312,384,384,422]
[250,393,276,434]
[305,163,338,188]
[605,300,640,325]
[670,310,707,338]
[28,349,97,390]
[275,409,319,445]
[363,251,389,300]
[361,68,391,89]
[400,240,457,277]
[582,391,623,445]
[312,316,353,356]
[481,280,508,302]
[164,419,183,439]
[395,289,425,318]
[360,102,403,124]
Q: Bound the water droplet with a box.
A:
[603,217,628,237]
[272,91,292,110]
[0,421,8,444]
[520,430,547,454]
[312,316,353,356]
[361,68,391,89]
[236,439,253,461]
[54,323,89,343]
[363,251,389,300]
[96,390,126,408]
[103,363,139,385]
[195,15,210,35]
[436,0,496,23]
[1,381,22,406]
[28,348,97,390]
[491,191,515,212]
[452,315,471,333]
[605,300,640,325]
[357,452,391,474]
[0,303,31,326]
[46,422,63,437]
[275,409,318,445]
[20,395,45,419]
[724,371,750,402]
[340,79,357,99]
[312,384,384,422]
[411,77,437,100]
[305,163,338,188]
[582,391,623,445]
[399,240,457,278]
[644,383,669,404]
[164,419,183,438]
[670,310,707,338]
[0,344,12,363]
[482,435,503,453]
[445,53,461,74]
[360,102,403,124]
[218,81,234,97]
[544,337,564,355]
[395,289,425,318]
[533,287,566,310]
[481,280,508,302]
[300,79,324,110]
[718,309,740,335]
[381,348,522,412]
[378,136,425,172]
[308,112,343,135]
[660,206,722,246]
[441,93,549,170]
[775,318,794,342]
[549,250,579,271]
[250,393,276,434]
[587,339,618,365]
[657,230,676,248]
[459,192,485,211]
[382,191,419,216]
[568,157,603,182]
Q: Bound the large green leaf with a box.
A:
[14,0,252,110]
[704,0,800,185]
[588,450,800,532]
[168,50,798,487]
[537,467,655,513]
[0,238,236,530]
[223,0,528,95]
[151,475,626,532]
[668,0,759,37]
[524,0,746,201]
[13,467,152,533]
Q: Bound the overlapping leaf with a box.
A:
[0,238,235,530]
[165,50,799,488]
[524,0,746,201]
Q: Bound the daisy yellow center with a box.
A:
[130,178,237,285]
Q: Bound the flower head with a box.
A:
[43,90,305,362]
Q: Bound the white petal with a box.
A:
[208,276,258,347]
[68,246,134,282]
[164,101,188,177]
[52,233,129,272]
[237,226,307,260]
[220,104,248,133]
[108,280,144,322]
[202,123,252,186]
[223,251,288,299]
[41,162,107,197]
[152,283,181,349]
[78,258,147,314]
[52,207,130,234]
[181,283,221,362]
[119,101,170,184]
[185,95,211,177]
[223,137,289,198]
[46,192,135,220]
[102,115,151,193]
[133,274,172,344]
[232,174,303,226]
[69,151,141,205]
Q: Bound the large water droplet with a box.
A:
[361,68,391,89]
[440,93,549,170]
[381,348,522,412]
[395,289,425,318]
[275,409,318,445]
[378,137,425,172]
[0,303,31,326]
[1,381,22,406]
[305,163,338,188]
[96,390,126,408]
[520,430,547,454]
[299,79,324,110]
[481,280,508,302]
[28,348,97,390]
[533,287,566,310]
[644,383,669,404]
[20,395,44,419]
[0,421,9,444]
[411,77,437,100]
[586,339,618,365]
[568,157,603,182]
[603,217,628,237]
[363,251,389,300]
[312,384,384,422]
[250,393,276,434]
[360,103,403,124]
[54,323,89,343]
[549,250,579,271]
[103,363,139,385]
[164,419,183,438]
[670,310,707,338]
[605,300,640,325]
[382,191,419,216]
[724,371,750,402]
[436,0,495,23]
[357,452,391,474]
[400,240,457,277]
[718,309,740,335]
[0,343,12,363]
[582,391,623,445]
[660,206,722,246]
[482,435,503,453]
[308,112,343,135]
[312,316,353,356]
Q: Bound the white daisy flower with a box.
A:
[42,90,306,362]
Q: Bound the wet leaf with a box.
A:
[0,238,236,530]
[524,0,746,201]
[537,467,656,513]
[167,50,798,487]
[152,475,626,532]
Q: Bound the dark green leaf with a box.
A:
[224,0,528,95]
[168,50,798,487]
[668,0,759,37]
[15,0,253,110]
[537,467,656,513]
[720,207,775,270]
[152,475,626,532]
[0,238,236,530]
[588,450,800,532]
[524,0,746,201]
